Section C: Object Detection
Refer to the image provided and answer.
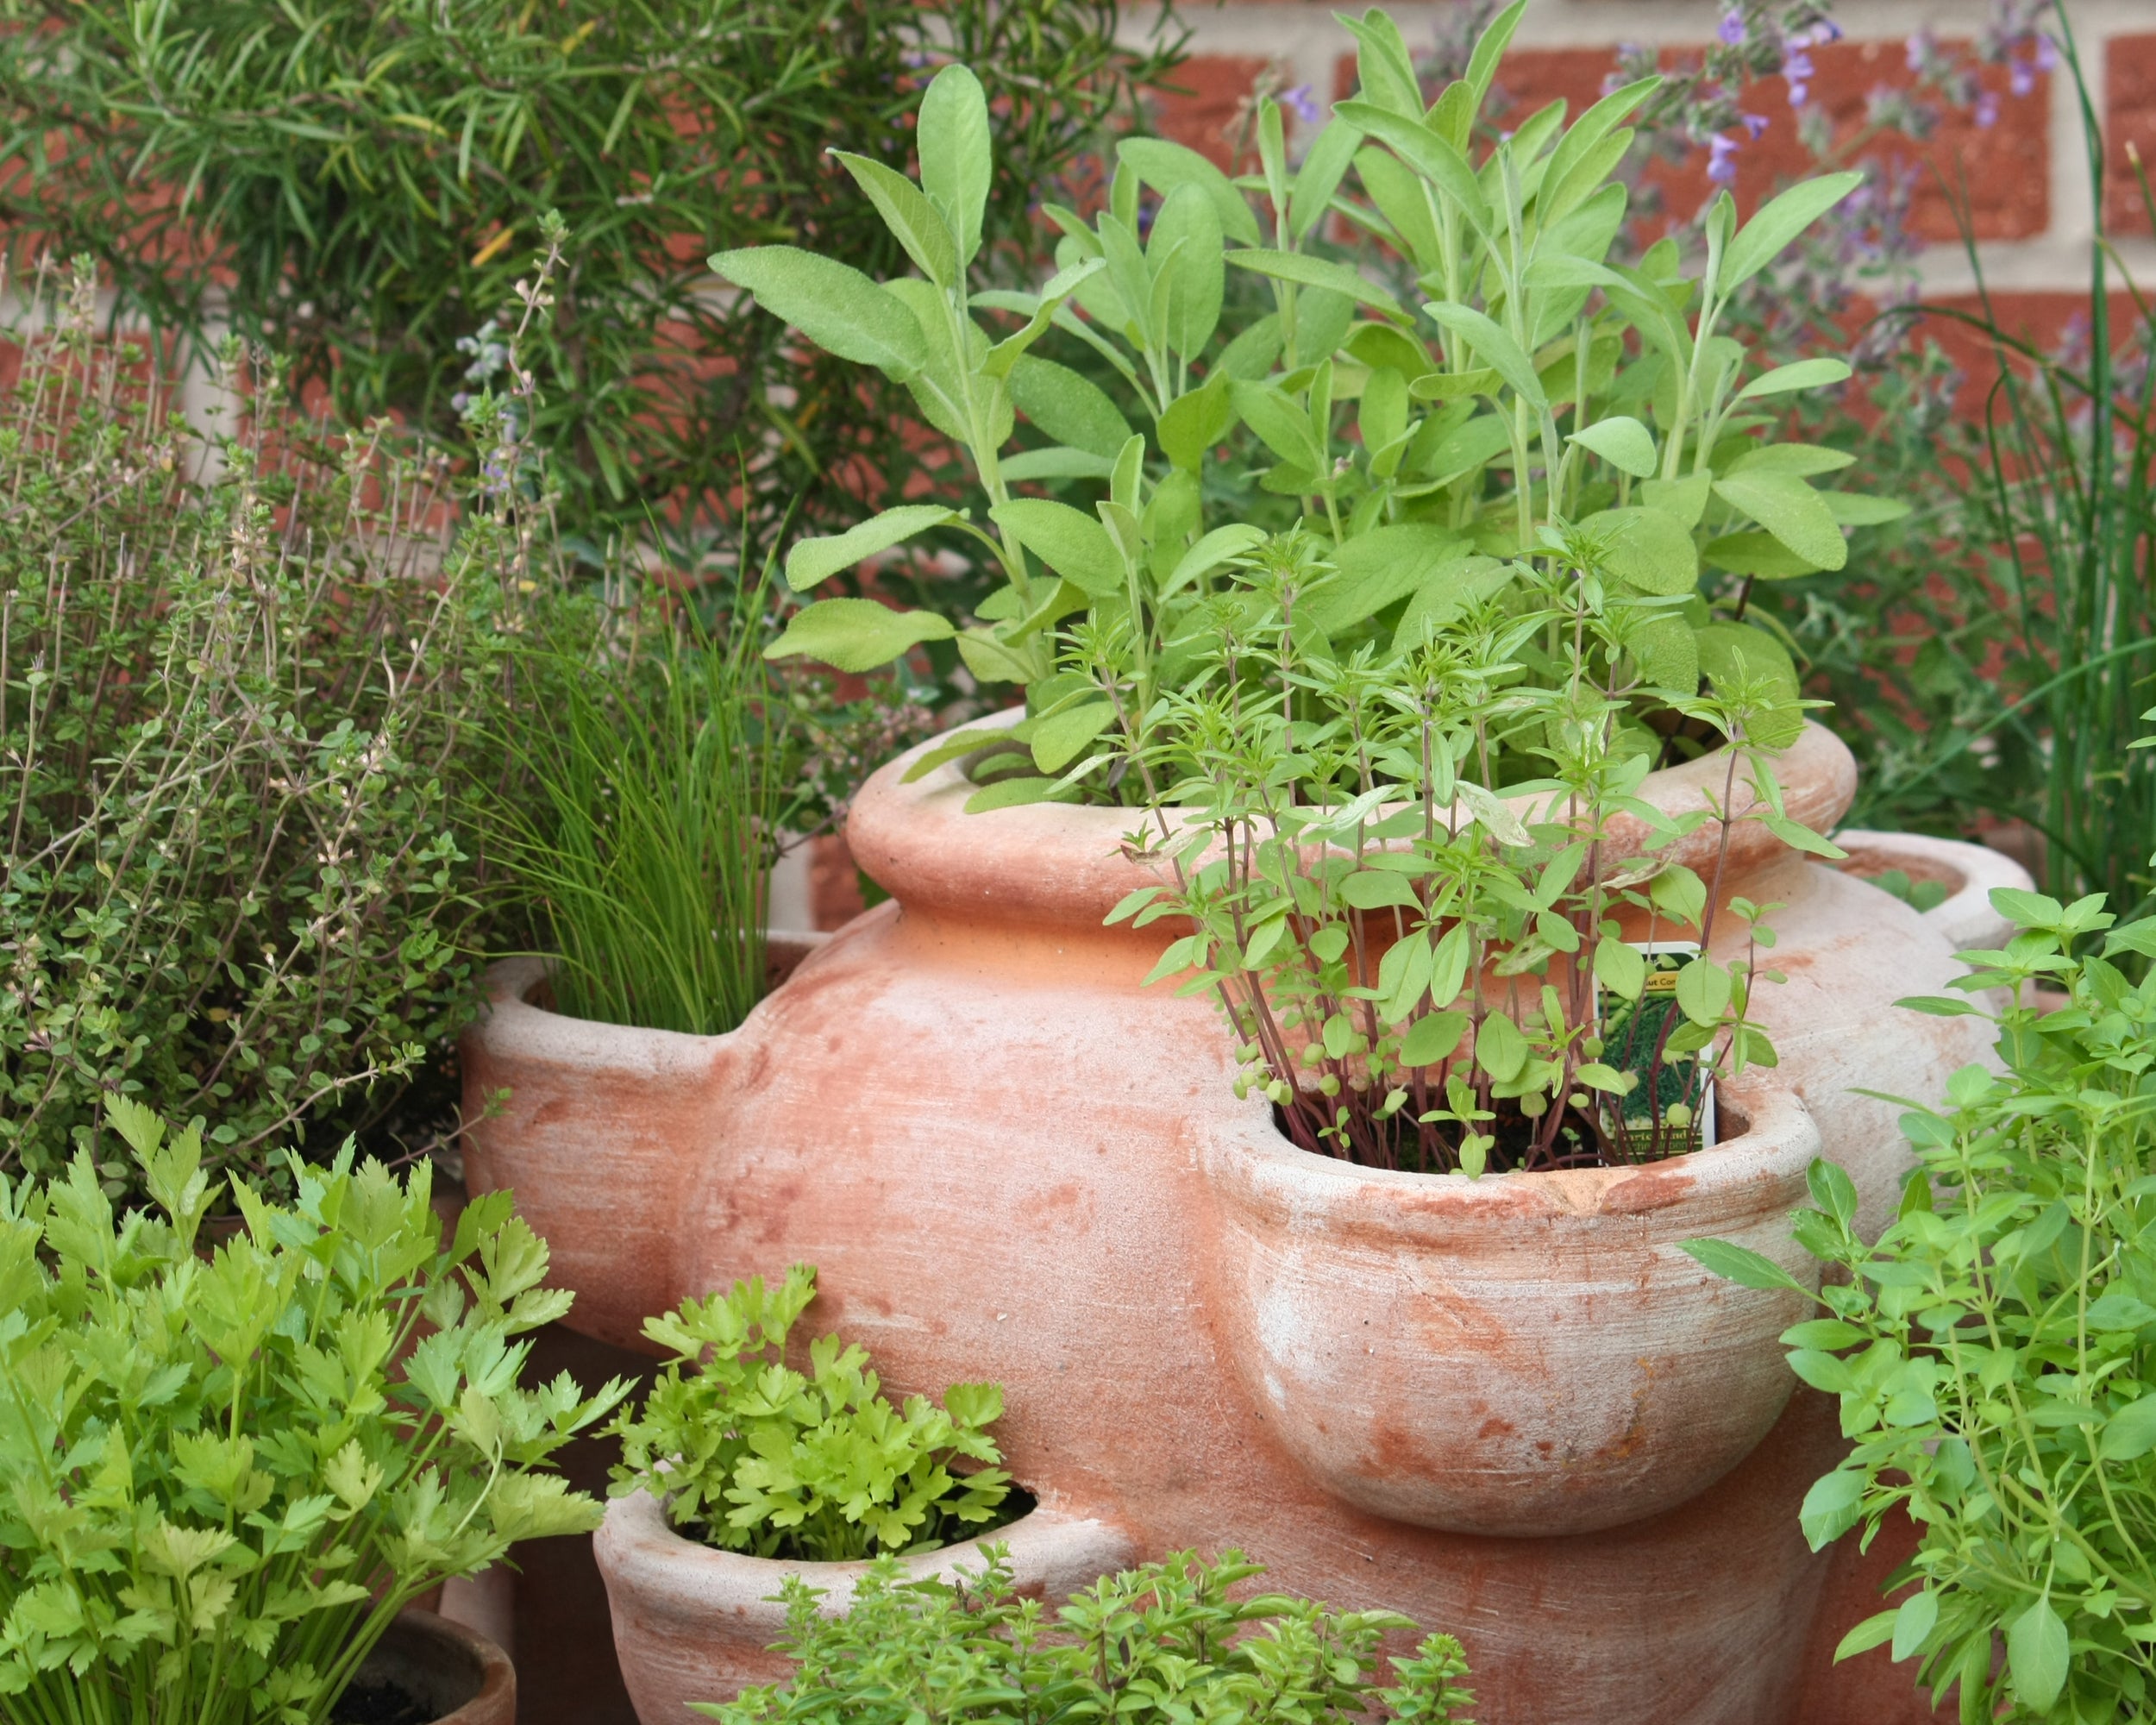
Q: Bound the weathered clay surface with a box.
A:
[348,1609,515,1725]
[464,721,2021,1725]
[1835,828,2027,954]
[593,1492,1135,1716]
[1206,1085,1821,1535]
[461,934,824,1352]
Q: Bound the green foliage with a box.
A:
[0,260,536,1190]
[607,1265,1017,1562]
[0,1097,628,1725]
[484,555,797,1036]
[698,1547,1476,1725]
[728,15,1899,795]
[0,0,1177,558]
[1115,525,1824,1174]
[1701,888,2156,1721]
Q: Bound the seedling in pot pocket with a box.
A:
[607,1264,1020,1561]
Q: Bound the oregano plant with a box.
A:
[1690,889,2156,1721]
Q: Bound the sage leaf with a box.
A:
[1713,471,1848,571]
[917,65,990,269]
[1568,415,1657,478]
[785,505,961,593]
[764,598,955,672]
[710,246,925,377]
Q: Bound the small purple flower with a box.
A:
[1718,9,1745,47]
[2035,35,2059,72]
[1742,110,1769,141]
[1281,83,1321,128]
[1806,21,1843,46]
[1783,47,1814,109]
[2009,55,2036,97]
[1707,133,1741,185]
[1976,91,2002,129]
[1905,29,1934,74]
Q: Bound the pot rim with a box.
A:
[849,709,1856,930]
[1833,826,2033,953]
[461,929,832,1063]
[592,1487,1129,1632]
[364,1607,514,1725]
[597,1485,1062,1581]
[1204,1077,1821,1228]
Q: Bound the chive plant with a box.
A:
[497,577,791,1037]
[1902,14,2156,913]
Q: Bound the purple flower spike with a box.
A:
[1719,9,1745,47]
[1976,91,2002,129]
[1282,83,1321,127]
[1708,133,1741,185]
[2009,56,2036,97]
[1783,47,1814,109]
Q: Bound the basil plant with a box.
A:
[0,1100,629,1725]
[716,3,1902,812]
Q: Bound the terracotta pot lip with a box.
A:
[1833,827,2032,950]
[1207,1079,1819,1221]
[599,1485,1062,1574]
[379,1607,513,1725]
[464,930,831,1062]
[849,708,1856,927]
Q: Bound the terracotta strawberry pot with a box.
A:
[459,932,824,1351]
[335,1609,514,1725]
[464,715,2020,1725]
[1204,1084,1821,1537]
[592,1491,1135,1720]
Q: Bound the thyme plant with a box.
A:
[0,1099,628,1725]
[0,258,537,1189]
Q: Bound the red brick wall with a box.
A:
[1148,4,2146,400]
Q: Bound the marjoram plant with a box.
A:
[1691,887,2156,1720]
[701,1547,1476,1725]
[0,1097,628,1725]
[607,1264,1018,1563]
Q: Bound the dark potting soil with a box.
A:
[329,1680,434,1725]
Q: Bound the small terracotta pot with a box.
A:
[459,932,828,1352]
[593,1492,1135,1722]
[1202,1083,1821,1537]
[339,1609,514,1725]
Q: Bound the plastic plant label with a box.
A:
[1599,941,1718,1155]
